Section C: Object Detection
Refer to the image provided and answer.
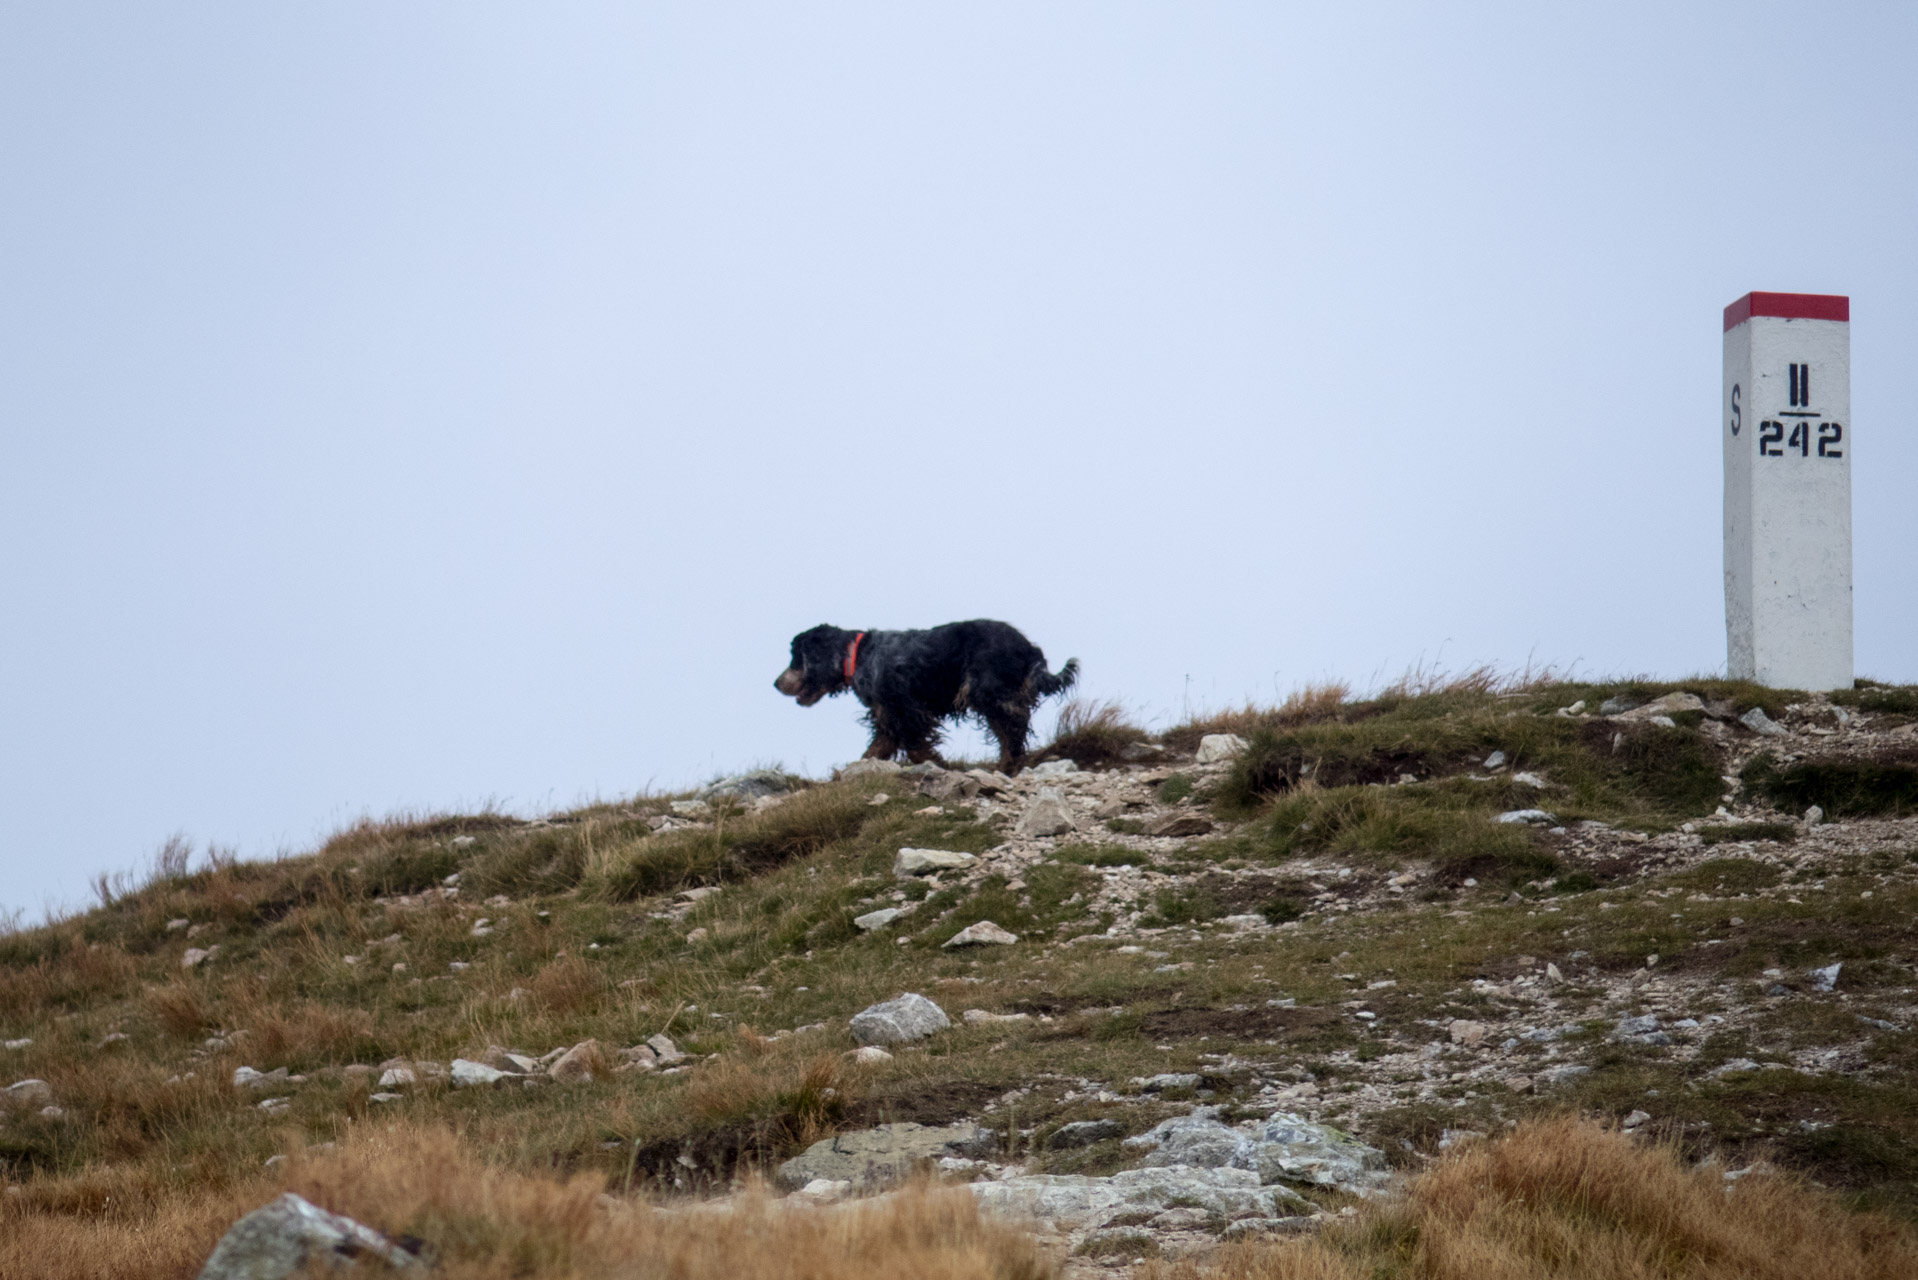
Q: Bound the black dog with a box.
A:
[774,620,1078,773]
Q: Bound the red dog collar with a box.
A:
[844,632,866,684]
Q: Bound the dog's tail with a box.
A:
[1031,657,1080,699]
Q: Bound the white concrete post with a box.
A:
[1723,291,1852,691]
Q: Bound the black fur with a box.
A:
[774,619,1079,773]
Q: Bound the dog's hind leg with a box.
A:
[985,707,1032,775]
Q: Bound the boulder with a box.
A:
[853,907,906,931]
[196,1192,420,1278]
[943,921,1019,949]
[775,1121,984,1190]
[1494,809,1558,825]
[479,1047,538,1074]
[1014,789,1075,838]
[547,1040,604,1083]
[840,759,903,779]
[894,848,976,877]
[695,769,796,802]
[849,993,950,1046]
[4,1079,53,1108]
[450,1059,507,1088]
[919,772,982,802]
[1120,1109,1390,1195]
[1046,1119,1125,1149]
[1613,693,1704,721]
[1145,813,1214,838]
[1195,734,1249,764]
[973,1165,1303,1228]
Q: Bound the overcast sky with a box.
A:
[4,3,1914,922]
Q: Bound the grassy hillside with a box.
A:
[5,674,1918,1276]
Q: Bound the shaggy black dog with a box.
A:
[774,620,1078,773]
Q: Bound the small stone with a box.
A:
[685,927,709,945]
[1495,809,1558,825]
[848,1045,893,1065]
[1740,706,1789,737]
[894,847,976,877]
[1622,1109,1651,1129]
[38,1105,64,1120]
[1804,805,1824,826]
[1614,693,1702,720]
[1195,734,1248,764]
[257,1097,291,1114]
[451,1059,507,1088]
[1133,1073,1202,1091]
[166,917,190,931]
[469,920,493,938]
[645,1033,685,1063]
[1809,963,1842,993]
[3,1039,31,1051]
[854,907,906,931]
[961,1009,1031,1024]
[796,1177,852,1202]
[1537,1064,1592,1087]
[839,759,903,778]
[944,921,1019,949]
[1614,1014,1660,1038]
[1448,1020,1487,1047]
[1545,963,1563,983]
[377,1067,417,1088]
[1511,771,1547,788]
[1028,759,1079,778]
[4,1079,53,1108]
[194,1191,421,1278]
[182,947,213,969]
[1482,750,1507,769]
[1504,1075,1534,1094]
[777,1121,984,1190]
[547,1040,603,1083]
[1047,1119,1125,1149]
[850,994,951,1046]
[1014,790,1075,838]
[1145,813,1215,838]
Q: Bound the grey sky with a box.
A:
[4,4,1914,921]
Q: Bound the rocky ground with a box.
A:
[6,679,1918,1277]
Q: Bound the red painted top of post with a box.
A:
[1723,292,1850,331]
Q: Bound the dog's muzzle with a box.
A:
[775,668,817,703]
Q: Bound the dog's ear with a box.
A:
[789,625,849,681]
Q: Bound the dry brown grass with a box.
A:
[527,954,602,1015]
[0,933,136,1018]
[0,1122,1051,1280]
[147,981,218,1039]
[1036,699,1151,769]
[1148,1117,1918,1280]
[683,1049,854,1152]
[1163,683,1353,752]
[247,1002,379,1068]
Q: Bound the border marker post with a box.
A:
[1722,291,1852,691]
